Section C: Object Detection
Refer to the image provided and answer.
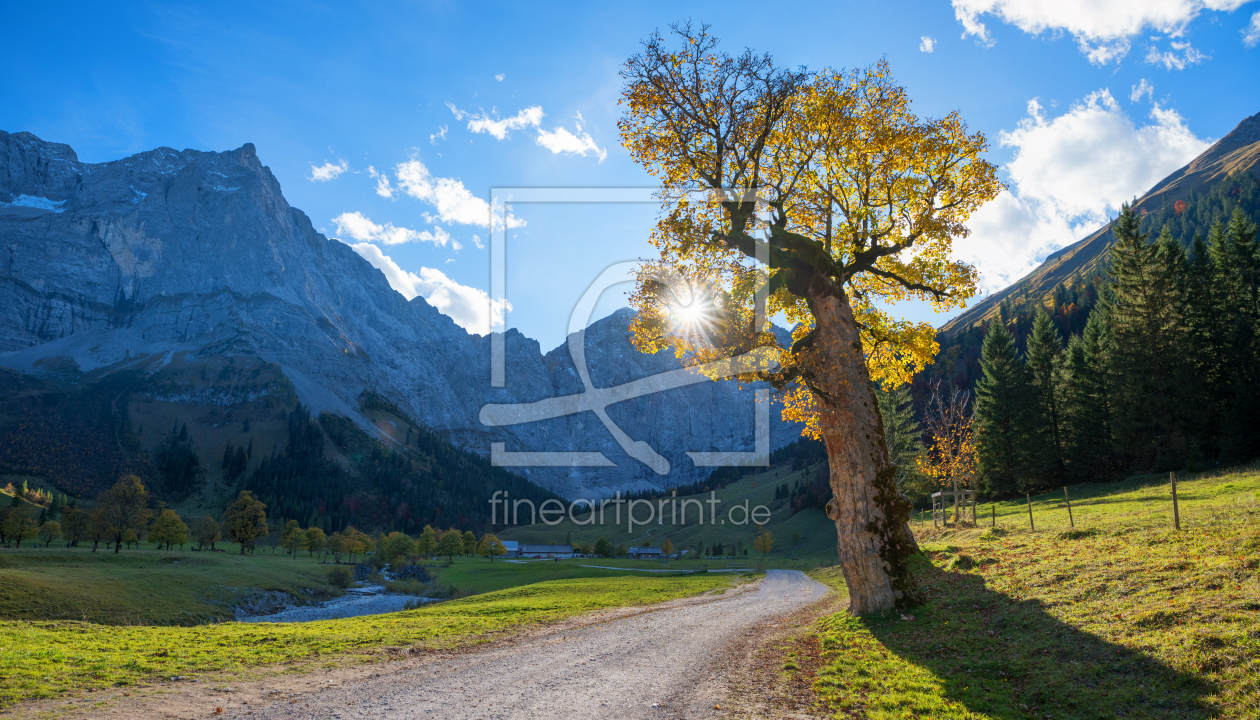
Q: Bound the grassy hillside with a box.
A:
[0,572,737,709]
[0,546,341,626]
[791,463,1260,719]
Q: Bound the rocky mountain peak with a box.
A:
[0,132,801,498]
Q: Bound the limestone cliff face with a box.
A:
[0,131,800,498]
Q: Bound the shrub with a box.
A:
[327,566,353,588]
[384,579,427,595]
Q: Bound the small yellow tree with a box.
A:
[149,509,189,551]
[192,515,221,551]
[417,525,437,558]
[753,527,774,557]
[280,519,306,559]
[96,476,152,554]
[918,380,978,525]
[38,520,61,549]
[478,533,507,561]
[305,526,326,558]
[223,491,267,555]
[660,538,674,556]
[436,530,463,562]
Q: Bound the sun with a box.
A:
[668,287,716,338]
[674,300,705,325]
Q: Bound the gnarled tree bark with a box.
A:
[811,291,922,613]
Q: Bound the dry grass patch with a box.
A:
[798,466,1260,719]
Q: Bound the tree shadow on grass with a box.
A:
[855,559,1218,719]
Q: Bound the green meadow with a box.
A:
[0,573,736,708]
[795,464,1260,719]
[0,548,340,626]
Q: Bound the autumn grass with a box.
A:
[0,573,735,708]
[800,465,1260,719]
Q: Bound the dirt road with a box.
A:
[217,569,827,720]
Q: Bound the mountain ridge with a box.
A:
[0,130,800,500]
[942,110,1260,335]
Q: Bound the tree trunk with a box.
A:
[810,291,923,614]
[952,476,960,526]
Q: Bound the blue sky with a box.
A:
[3,1,1258,349]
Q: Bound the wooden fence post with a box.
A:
[1026,492,1035,531]
[992,504,996,528]
[1064,487,1074,529]
[1171,472,1181,531]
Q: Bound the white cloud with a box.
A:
[367,166,395,199]
[495,73,505,81]
[1246,10,1260,44]
[536,124,608,162]
[394,158,524,228]
[348,242,509,334]
[332,211,451,247]
[957,89,1210,291]
[470,234,485,249]
[430,125,448,145]
[951,0,1255,64]
[1145,40,1210,69]
[920,36,937,52]
[447,103,607,161]
[448,103,544,140]
[309,159,349,182]
[1129,78,1154,102]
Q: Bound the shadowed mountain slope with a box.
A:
[943,110,1260,335]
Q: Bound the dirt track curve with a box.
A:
[22,570,831,720]
[222,569,827,720]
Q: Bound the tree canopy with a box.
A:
[620,24,1001,436]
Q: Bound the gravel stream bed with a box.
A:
[241,585,440,623]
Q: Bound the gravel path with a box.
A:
[223,569,828,720]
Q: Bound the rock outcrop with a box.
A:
[0,130,800,498]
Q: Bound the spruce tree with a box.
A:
[1181,232,1225,454]
[874,382,927,500]
[1025,309,1067,481]
[1063,303,1114,478]
[1105,206,1187,470]
[974,317,1035,495]
[1213,209,1260,459]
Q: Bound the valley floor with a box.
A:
[3,465,1258,719]
[6,572,823,720]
